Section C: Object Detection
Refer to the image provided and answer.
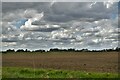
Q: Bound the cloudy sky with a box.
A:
[1,1,119,51]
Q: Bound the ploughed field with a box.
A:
[2,51,118,73]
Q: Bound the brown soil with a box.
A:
[2,51,118,73]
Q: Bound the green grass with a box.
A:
[2,67,119,78]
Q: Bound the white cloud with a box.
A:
[2,2,119,51]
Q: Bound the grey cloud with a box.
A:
[21,27,60,32]
[2,2,119,51]
[3,2,117,23]
[44,2,117,22]
[2,2,45,13]
[2,35,19,42]
[21,24,61,32]
[2,39,17,42]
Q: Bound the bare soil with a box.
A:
[2,51,118,73]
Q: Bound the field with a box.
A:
[2,67,118,78]
[2,51,119,78]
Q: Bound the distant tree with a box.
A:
[50,48,59,52]
[34,49,45,52]
[115,47,120,51]
[68,48,75,51]
[25,49,30,52]
[6,49,15,53]
[80,49,89,52]
[16,49,24,52]
[25,49,27,52]
[2,51,7,54]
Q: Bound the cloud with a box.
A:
[1,2,119,51]
[3,2,117,23]
[44,2,117,22]
[20,22,60,32]
[1,34,19,42]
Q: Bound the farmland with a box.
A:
[2,51,119,78]
[2,67,118,78]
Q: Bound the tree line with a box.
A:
[2,47,120,53]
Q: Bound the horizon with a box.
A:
[2,47,120,52]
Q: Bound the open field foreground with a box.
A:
[2,51,119,78]
[2,67,118,78]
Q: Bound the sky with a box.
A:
[1,1,120,51]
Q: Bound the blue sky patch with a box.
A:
[14,18,28,28]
